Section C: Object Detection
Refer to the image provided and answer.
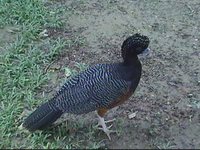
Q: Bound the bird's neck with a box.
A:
[121,55,142,81]
[123,55,141,66]
[120,55,142,91]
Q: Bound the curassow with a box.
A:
[22,33,150,140]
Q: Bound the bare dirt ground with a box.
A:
[30,0,200,149]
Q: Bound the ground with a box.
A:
[0,0,200,149]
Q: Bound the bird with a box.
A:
[22,33,150,140]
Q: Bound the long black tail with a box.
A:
[23,101,63,131]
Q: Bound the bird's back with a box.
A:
[47,63,141,115]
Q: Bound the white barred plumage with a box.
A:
[23,33,150,138]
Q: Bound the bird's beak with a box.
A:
[139,48,151,57]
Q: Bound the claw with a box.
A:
[103,129,116,140]
[105,118,116,124]
[97,124,113,130]
[97,127,116,140]
[107,124,113,129]
[96,118,116,127]
[96,114,116,140]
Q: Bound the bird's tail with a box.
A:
[23,100,63,131]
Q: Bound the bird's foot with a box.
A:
[96,116,116,140]
[97,125,116,140]
[96,118,116,127]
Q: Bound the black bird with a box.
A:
[23,33,150,140]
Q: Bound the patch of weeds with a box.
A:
[40,37,68,62]
[152,138,176,149]
[0,0,68,148]
[0,0,63,39]
[74,62,89,74]
[114,118,124,137]
[19,118,102,149]
[63,62,89,79]
[0,0,101,148]
[0,35,67,147]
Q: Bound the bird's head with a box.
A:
[121,33,150,60]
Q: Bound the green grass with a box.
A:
[0,0,102,148]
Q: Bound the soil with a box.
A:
[43,0,200,149]
[2,0,198,149]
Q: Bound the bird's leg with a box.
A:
[96,113,116,140]
[96,118,116,127]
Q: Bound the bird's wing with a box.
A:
[51,64,130,114]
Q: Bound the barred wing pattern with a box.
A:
[49,64,130,114]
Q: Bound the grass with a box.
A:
[153,138,176,149]
[0,0,102,149]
